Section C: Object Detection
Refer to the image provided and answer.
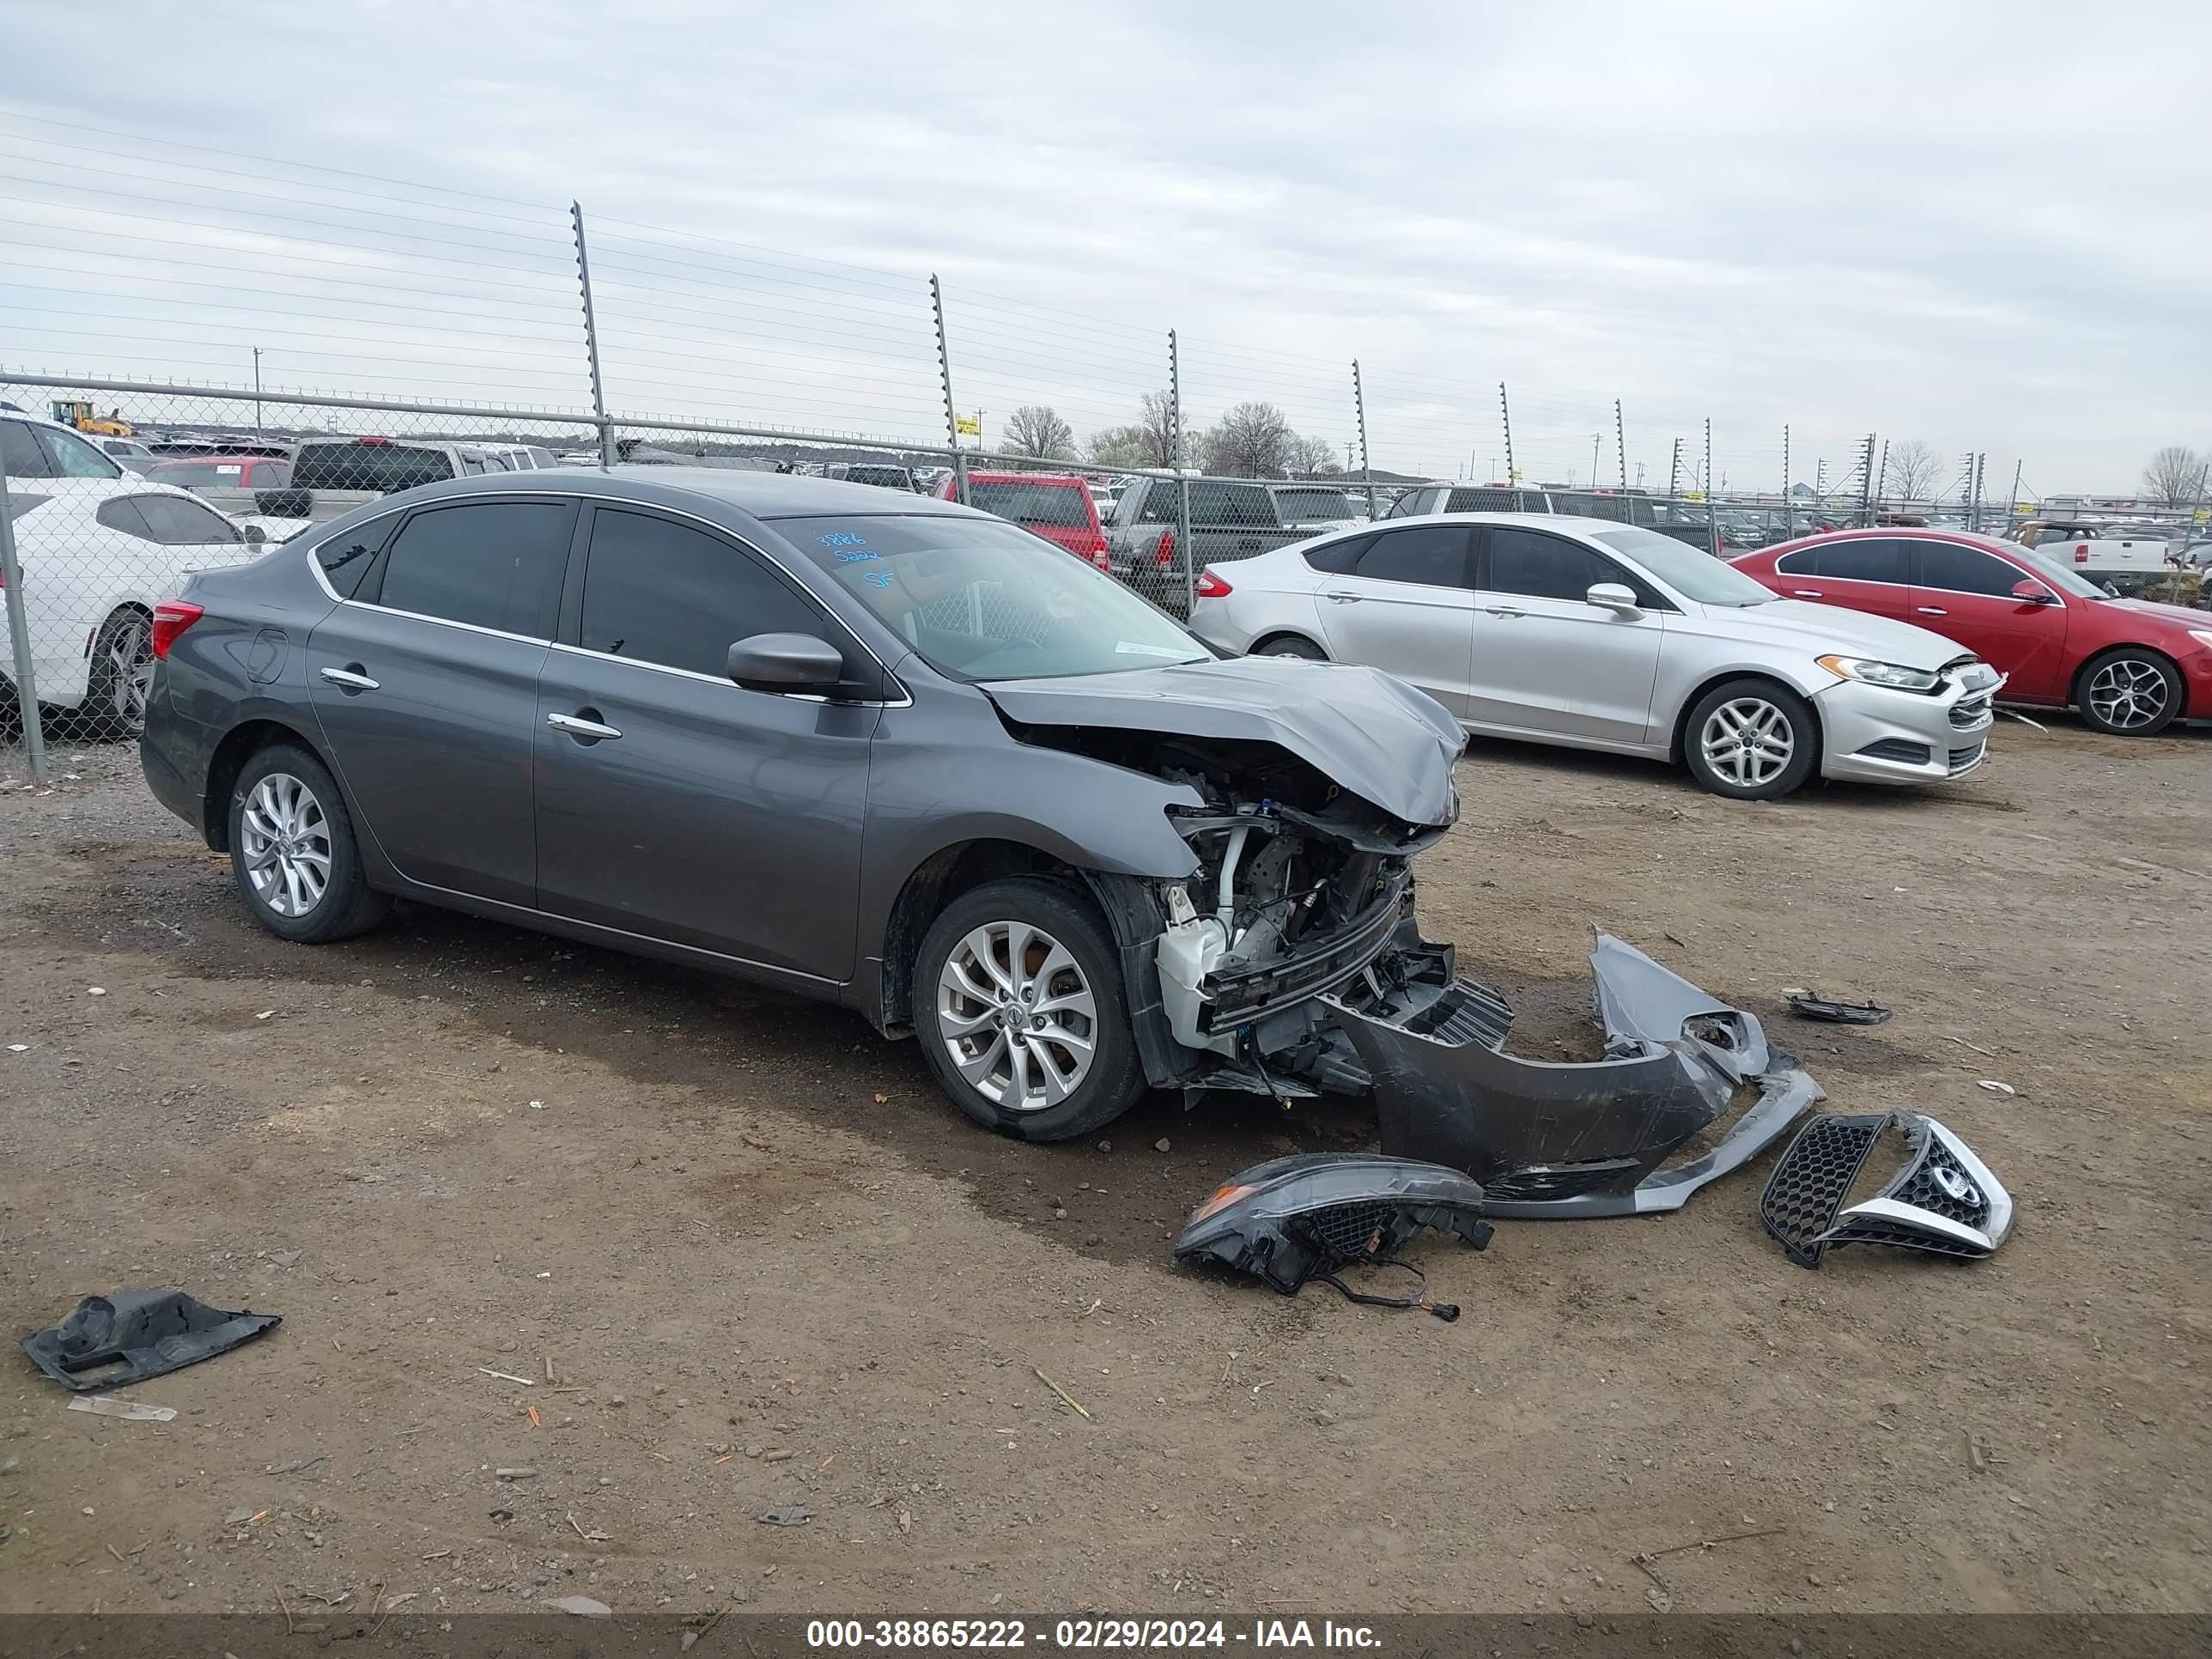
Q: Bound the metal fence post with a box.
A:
[570,203,615,470]
[1613,398,1628,490]
[0,484,48,782]
[1498,382,1516,490]
[1782,424,1794,539]
[1170,330,1192,614]
[1875,439,1890,516]
[1352,360,1376,520]
[931,275,969,506]
[1668,438,1682,499]
[2007,459,2023,536]
[1705,417,1717,556]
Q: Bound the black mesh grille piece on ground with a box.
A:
[1759,1113,1886,1268]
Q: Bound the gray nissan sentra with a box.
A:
[140,468,1464,1140]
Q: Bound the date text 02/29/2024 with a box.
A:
[804,1619,1381,1650]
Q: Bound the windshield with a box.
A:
[1274,489,1357,520]
[1592,527,1779,606]
[784,514,1210,681]
[2009,542,2111,599]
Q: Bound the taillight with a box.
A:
[2074,543,2089,562]
[150,600,204,659]
[1086,540,1110,573]
[1194,570,1232,599]
[1152,528,1176,567]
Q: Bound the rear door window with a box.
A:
[1913,539,2022,596]
[578,507,829,677]
[131,495,243,544]
[368,500,574,637]
[1354,525,1471,586]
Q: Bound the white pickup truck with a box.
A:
[2016,520,2177,584]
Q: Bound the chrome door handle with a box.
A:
[1916,606,1948,617]
[1791,589,1823,598]
[1484,605,1525,618]
[547,711,622,740]
[1323,591,1361,604]
[319,666,379,691]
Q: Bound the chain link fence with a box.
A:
[9,115,2197,775]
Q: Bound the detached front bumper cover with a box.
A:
[1326,934,1822,1218]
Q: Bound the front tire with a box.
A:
[1682,677,1819,800]
[2076,649,2182,736]
[228,743,389,943]
[915,877,1147,1141]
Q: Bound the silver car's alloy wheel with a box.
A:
[936,921,1097,1111]
[1699,696,1796,789]
[240,773,332,919]
[2085,657,2169,730]
[104,616,155,730]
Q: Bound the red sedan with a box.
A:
[1732,528,2212,735]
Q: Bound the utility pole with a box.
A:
[1498,382,1516,490]
[570,203,615,470]
[252,347,264,440]
[930,275,967,505]
[1613,399,1627,490]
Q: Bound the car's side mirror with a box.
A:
[2010,578,2055,605]
[243,523,267,546]
[1586,581,1642,616]
[727,631,846,696]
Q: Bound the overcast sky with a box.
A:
[5,0,2207,495]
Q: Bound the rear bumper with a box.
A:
[1816,672,1996,785]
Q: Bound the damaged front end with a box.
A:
[991,660,1464,1097]
[1324,935,1823,1217]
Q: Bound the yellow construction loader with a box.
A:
[48,399,134,438]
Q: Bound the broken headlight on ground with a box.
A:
[1173,1152,1492,1319]
[1324,934,1822,1218]
[1760,1110,2013,1268]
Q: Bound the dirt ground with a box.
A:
[1,717,2207,1621]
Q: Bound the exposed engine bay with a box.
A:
[1017,725,1449,1095]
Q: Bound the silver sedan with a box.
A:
[1187,514,2002,800]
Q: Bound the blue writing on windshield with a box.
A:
[817,532,869,548]
[833,549,879,563]
[862,569,895,589]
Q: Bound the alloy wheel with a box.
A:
[2085,658,2169,731]
[106,617,155,731]
[240,773,332,919]
[1699,696,1796,789]
[935,920,1097,1110]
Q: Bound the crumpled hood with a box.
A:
[981,657,1465,827]
[1707,599,1972,671]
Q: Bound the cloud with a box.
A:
[3,0,2204,492]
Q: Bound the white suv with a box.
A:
[3,413,269,734]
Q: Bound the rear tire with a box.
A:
[1681,677,1819,800]
[1251,633,1327,660]
[2075,648,2182,736]
[82,607,155,741]
[915,877,1147,1141]
[228,743,389,943]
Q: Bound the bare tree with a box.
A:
[1887,440,1943,501]
[1202,401,1298,477]
[1002,404,1075,460]
[1086,391,1184,469]
[1284,432,1340,476]
[2142,445,2206,507]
